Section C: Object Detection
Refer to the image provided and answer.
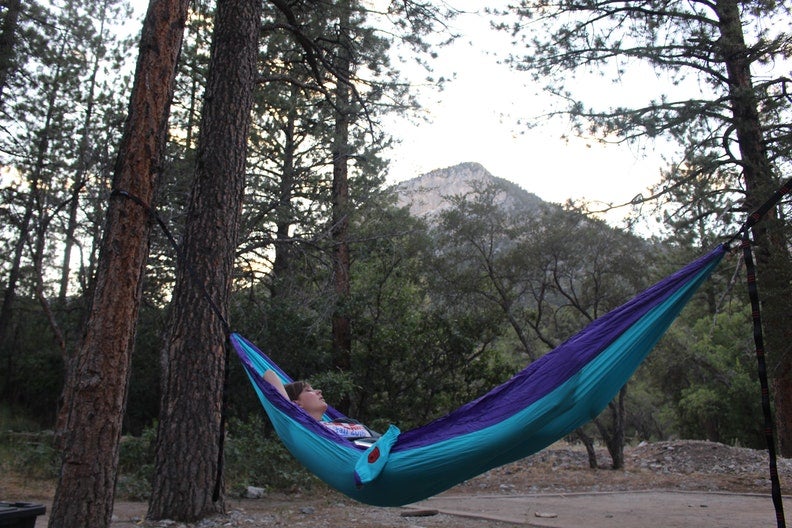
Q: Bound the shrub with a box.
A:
[0,410,316,500]
[223,415,315,496]
[116,423,157,500]
[0,431,58,479]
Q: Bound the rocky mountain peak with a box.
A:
[394,162,544,218]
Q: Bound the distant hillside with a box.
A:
[394,162,546,219]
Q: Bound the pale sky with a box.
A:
[126,1,673,228]
[380,5,669,226]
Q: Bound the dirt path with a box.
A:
[410,490,785,527]
[25,489,787,528]
[9,440,790,527]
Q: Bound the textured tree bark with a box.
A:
[331,0,353,382]
[0,0,21,107]
[147,0,261,521]
[715,0,792,457]
[48,1,191,527]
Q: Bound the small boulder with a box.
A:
[244,486,266,499]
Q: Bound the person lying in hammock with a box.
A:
[263,370,380,443]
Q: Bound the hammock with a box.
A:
[232,244,725,507]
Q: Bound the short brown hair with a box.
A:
[284,381,307,401]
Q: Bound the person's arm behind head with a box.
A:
[263,369,289,400]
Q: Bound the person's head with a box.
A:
[285,380,327,420]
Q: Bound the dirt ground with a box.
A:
[4,440,790,527]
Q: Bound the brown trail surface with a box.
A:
[3,440,790,527]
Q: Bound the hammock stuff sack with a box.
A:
[232,244,726,507]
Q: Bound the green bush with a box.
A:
[0,430,58,479]
[0,411,317,500]
[0,404,42,432]
[223,416,315,496]
[116,423,157,500]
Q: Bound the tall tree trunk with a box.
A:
[575,429,598,469]
[271,86,298,297]
[331,0,352,380]
[59,3,107,302]
[594,387,626,469]
[0,159,39,398]
[715,0,792,457]
[47,1,191,526]
[0,0,21,108]
[2,46,63,393]
[147,0,260,521]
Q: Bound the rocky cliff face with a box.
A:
[394,162,545,218]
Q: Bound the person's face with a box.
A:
[294,384,327,419]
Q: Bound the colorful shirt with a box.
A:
[322,420,372,438]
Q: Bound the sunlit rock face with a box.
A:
[394,161,544,219]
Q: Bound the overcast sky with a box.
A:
[377,3,679,226]
[127,1,676,228]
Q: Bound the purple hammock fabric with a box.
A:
[232,244,726,506]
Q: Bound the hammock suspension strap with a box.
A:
[741,233,786,528]
[110,188,231,502]
[727,177,791,528]
[726,178,792,246]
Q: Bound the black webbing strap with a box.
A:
[726,178,792,247]
[212,337,232,502]
[110,189,231,333]
[726,178,790,528]
[110,189,231,503]
[741,232,786,528]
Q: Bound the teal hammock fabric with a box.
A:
[232,244,725,507]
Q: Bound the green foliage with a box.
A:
[0,417,318,501]
[305,370,358,411]
[0,425,58,480]
[223,416,315,495]
[676,310,764,446]
[622,377,675,442]
[115,418,317,500]
[645,305,764,447]
[0,417,319,501]
[1,297,164,437]
[346,200,514,429]
[0,404,40,432]
[0,298,67,428]
[229,289,335,386]
[124,304,166,435]
[116,424,158,500]
[352,306,513,431]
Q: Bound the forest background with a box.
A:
[0,0,790,527]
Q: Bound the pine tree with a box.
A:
[48,0,191,525]
[499,0,792,456]
[0,0,132,404]
[147,0,261,520]
[0,0,24,107]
